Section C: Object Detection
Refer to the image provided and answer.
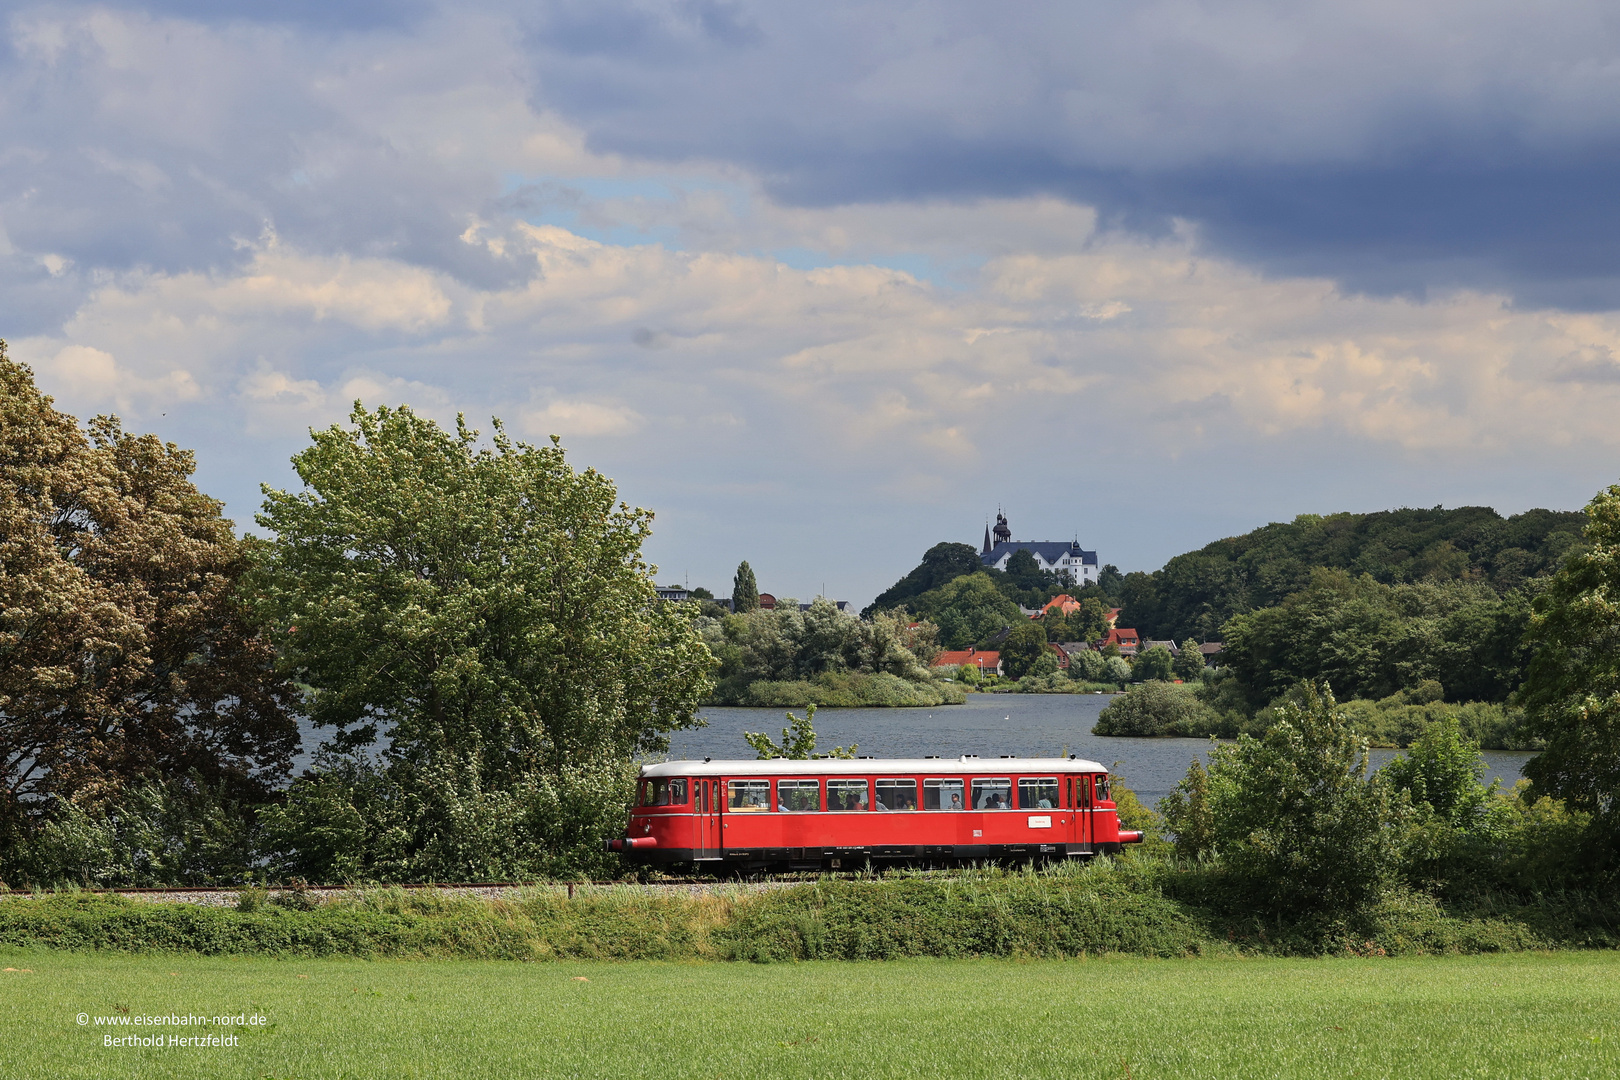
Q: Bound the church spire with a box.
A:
[982,519,992,555]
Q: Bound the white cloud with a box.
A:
[523,398,643,438]
[18,342,200,414]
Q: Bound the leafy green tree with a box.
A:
[1383,717,1493,828]
[1159,759,1214,860]
[1000,619,1050,679]
[864,542,982,616]
[910,572,1020,649]
[1103,656,1133,685]
[1519,482,1620,865]
[1069,649,1107,683]
[732,561,760,613]
[1174,639,1206,682]
[1093,681,1215,736]
[1192,684,1400,912]
[1133,644,1175,682]
[0,346,296,843]
[743,704,856,760]
[254,404,712,877]
[1122,506,1584,643]
[1220,569,1528,712]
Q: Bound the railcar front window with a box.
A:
[1018,777,1059,809]
[827,779,869,811]
[972,778,1013,810]
[924,778,965,810]
[777,779,821,812]
[1095,776,1112,803]
[875,778,918,811]
[638,778,689,806]
[728,780,771,812]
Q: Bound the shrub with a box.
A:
[2,779,255,889]
[1133,645,1175,682]
[1195,684,1402,914]
[1093,681,1218,736]
[1069,650,1107,683]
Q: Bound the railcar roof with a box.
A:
[640,757,1107,778]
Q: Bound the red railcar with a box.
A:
[609,756,1143,870]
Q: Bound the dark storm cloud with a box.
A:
[517,0,1620,306]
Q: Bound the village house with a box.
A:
[931,647,1004,678]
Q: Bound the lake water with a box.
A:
[294,693,1532,807]
[669,694,1534,806]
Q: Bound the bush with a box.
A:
[1191,684,1401,914]
[717,671,966,707]
[1,779,255,889]
[1133,645,1175,682]
[1069,650,1107,683]
[2,864,1615,960]
[1093,681,1218,736]
[257,752,636,884]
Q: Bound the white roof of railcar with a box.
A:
[641,756,1107,778]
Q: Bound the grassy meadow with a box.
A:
[1,950,1617,1079]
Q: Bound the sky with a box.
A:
[6,1,1620,610]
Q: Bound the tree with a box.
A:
[1000,620,1050,679]
[1159,759,1214,860]
[864,542,982,615]
[910,572,1020,648]
[1519,482,1620,865]
[254,404,713,875]
[743,704,856,760]
[1069,649,1107,683]
[1103,656,1133,685]
[1174,639,1206,682]
[1133,644,1175,682]
[1093,681,1215,736]
[1189,684,1399,912]
[732,561,760,613]
[1,346,296,840]
[1383,717,1493,828]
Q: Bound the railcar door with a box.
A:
[694,779,721,861]
[1071,775,1094,851]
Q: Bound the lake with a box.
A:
[293,693,1533,807]
[669,694,1534,806]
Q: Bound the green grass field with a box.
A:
[2,951,1617,1079]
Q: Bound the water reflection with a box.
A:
[669,694,1532,807]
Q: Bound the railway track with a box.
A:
[0,877,819,907]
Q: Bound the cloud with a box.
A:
[523,398,643,438]
[19,342,200,414]
[515,1,1620,304]
[10,2,1620,606]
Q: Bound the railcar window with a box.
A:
[972,778,1013,810]
[827,779,869,811]
[1018,777,1060,809]
[727,779,771,812]
[924,778,965,810]
[777,779,821,812]
[1095,776,1112,803]
[875,778,918,811]
[638,778,689,806]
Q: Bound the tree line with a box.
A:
[0,346,712,886]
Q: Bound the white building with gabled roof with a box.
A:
[979,512,1098,585]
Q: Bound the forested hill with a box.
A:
[1120,506,1586,643]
